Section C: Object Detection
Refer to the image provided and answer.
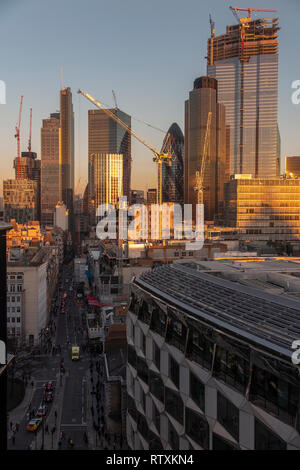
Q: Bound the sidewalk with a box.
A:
[7,379,36,439]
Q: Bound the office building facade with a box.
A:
[207,17,279,178]
[41,113,61,226]
[13,152,41,222]
[286,157,300,178]
[184,76,226,221]
[88,108,131,202]
[3,179,37,224]
[224,176,300,241]
[60,87,74,216]
[126,263,300,450]
[88,153,123,220]
[161,123,184,205]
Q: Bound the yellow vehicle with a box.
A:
[72,346,80,361]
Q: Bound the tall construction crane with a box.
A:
[77,89,172,205]
[229,7,277,21]
[15,95,24,179]
[194,112,212,205]
[27,108,32,155]
[27,108,32,175]
[229,6,277,49]
[209,14,215,66]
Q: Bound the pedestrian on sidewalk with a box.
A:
[12,433,16,445]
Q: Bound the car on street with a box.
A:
[37,405,48,417]
[26,418,42,432]
[44,381,55,392]
[44,391,54,403]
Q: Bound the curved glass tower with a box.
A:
[161,123,184,205]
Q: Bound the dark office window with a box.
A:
[153,403,161,434]
[153,341,160,370]
[150,307,167,337]
[137,356,148,384]
[169,356,179,389]
[141,389,146,412]
[213,433,238,450]
[138,300,151,325]
[255,419,286,450]
[217,392,239,442]
[190,372,205,411]
[214,346,249,393]
[186,327,213,371]
[165,388,184,425]
[185,408,209,449]
[165,313,187,353]
[128,345,137,368]
[127,393,137,421]
[136,410,148,440]
[148,433,164,451]
[250,365,299,426]
[169,420,179,450]
[141,331,146,355]
[149,371,164,403]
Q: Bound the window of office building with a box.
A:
[254,419,286,450]
[140,331,146,355]
[214,346,249,393]
[165,388,184,425]
[150,307,167,337]
[127,393,137,421]
[138,300,151,325]
[250,365,299,426]
[186,327,214,371]
[169,356,179,389]
[141,389,146,412]
[185,408,209,449]
[213,433,238,450]
[190,372,205,411]
[149,370,164,403]
[217,392,239,442]
[128,344,137,368]
[169,420,179,450]
[153,341,160,370]
[153,402,161,434]
[137,356,148,384]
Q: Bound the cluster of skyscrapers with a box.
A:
[3,11,300,245]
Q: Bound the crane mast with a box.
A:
[77,89,172,206]
[194,112,212,205]
[15,95,24,179]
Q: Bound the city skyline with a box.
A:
[0,0,300,196]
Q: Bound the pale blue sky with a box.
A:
[0,0,300,194]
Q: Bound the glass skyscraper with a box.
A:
[207,17,279,178]
[161,123,184,205]
[184,77,226,222]
[88,108,131,202]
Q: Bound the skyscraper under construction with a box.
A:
[207,13,279,178]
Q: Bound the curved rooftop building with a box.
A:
[161,123,184,205]
[126,262,300,450]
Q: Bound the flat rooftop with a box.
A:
[135,263,300,360]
